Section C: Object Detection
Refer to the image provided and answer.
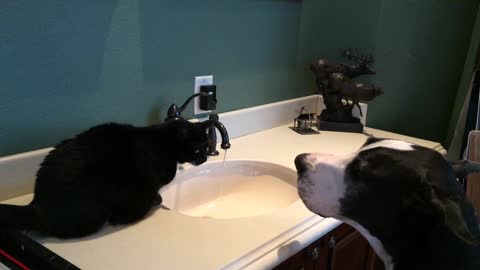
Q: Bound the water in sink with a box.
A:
[219,149,231,203]
[222,149,228,165]
[181,174,297,219]
[160,161,299,219]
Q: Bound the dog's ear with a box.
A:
[430,187,479,245]
[403,181,478,245]
[449,160,480,179]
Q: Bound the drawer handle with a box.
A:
[328,236,336,248]
[311,247,320,260]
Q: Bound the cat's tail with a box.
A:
[0,204,39,231]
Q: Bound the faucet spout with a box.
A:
[201,114,230,155]
[212,120,231,150]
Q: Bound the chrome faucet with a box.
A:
[165,89,230,156]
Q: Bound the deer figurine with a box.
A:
[310,49,383,132]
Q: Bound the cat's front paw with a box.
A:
[152,194,162,206]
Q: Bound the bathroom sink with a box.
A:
[160,160,299,219]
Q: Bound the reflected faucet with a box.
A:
[165,90,230,156]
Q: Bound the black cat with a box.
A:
[0,120,209,238]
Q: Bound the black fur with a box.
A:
[340,137,480,270]
[0,120,208,238]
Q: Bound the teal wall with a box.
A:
[297,0,382,88]
[0,0,305,156]
[369,0,479,143]
[297,0,479,143]
[1,0,479,156]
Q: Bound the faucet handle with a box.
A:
[165,92,211,122]
[165,104,183,122]
[209,113,219,121]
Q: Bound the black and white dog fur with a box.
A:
[295,137,480,270]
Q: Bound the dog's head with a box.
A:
[162,120,208,166]
[295,137,480,249]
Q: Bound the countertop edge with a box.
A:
[238,218,342,270]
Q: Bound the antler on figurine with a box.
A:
[342,48,375,65]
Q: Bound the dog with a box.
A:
[295,137,480,270]
[0,120,209,238]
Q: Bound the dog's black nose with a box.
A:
[295,153,310,174]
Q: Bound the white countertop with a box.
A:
[1,125,445,270]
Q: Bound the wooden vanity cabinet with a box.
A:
[273,224,384,270]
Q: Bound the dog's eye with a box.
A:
[194,149,200,154]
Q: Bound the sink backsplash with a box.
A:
[0,148,51,201]
[196,95,367,142]
[0,95,367,201]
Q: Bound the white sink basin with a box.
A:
[160,160,299,219]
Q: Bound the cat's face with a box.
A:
[171,121,208,166]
